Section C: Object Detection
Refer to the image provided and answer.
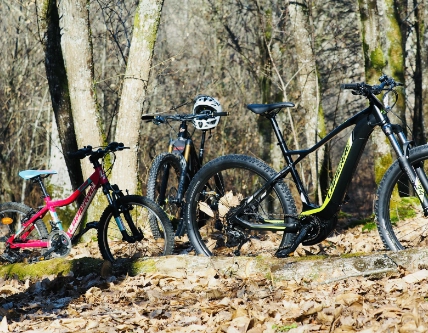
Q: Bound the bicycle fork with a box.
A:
[382,118,428,216]
[105,185,144,243]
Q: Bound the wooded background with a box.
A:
[0,0,427,219]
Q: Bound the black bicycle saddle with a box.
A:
[247,102,295,114]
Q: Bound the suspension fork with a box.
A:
[380,113,428,216]
[104,184,143,242]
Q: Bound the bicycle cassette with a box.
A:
[48,230,72,258]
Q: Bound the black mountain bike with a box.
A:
[142,97,228,239]
[184,75,428,257]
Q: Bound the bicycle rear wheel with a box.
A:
[147,153,186,231]
[0,202,49,262]
[98,195,174,262]
[376,145,428,250]
[185,154,297,256]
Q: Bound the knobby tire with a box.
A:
[184,154,297,257]
[147,153,186,233]
[98,195,174,262]
[376,144,428,250]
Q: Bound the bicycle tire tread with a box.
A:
[375,144,428,250]
[185,154,297,256]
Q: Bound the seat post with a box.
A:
[267,112,311,204]
[267,112,292,160]
[33,176,50,198]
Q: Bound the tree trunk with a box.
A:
[58,0,105,226]
[288,0,322,203]
[422,2,428,142]
[358,0,405,185]
[111,0,165,195]
[38,0,84,200]
[414,0,428,145]
[59,0,104,180]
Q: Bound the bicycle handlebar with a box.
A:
[141,112,229,123]
[68,142,130,160]
[341,75,403,97]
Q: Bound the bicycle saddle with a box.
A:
[19,170,58,180]
[247,102,295,114]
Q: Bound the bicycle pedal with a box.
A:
[28,256,48,264]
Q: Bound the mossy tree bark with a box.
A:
[413,0,428,145]
[110,0,165,195]
[358,0,405,186]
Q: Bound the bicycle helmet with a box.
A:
[192,95,222,130]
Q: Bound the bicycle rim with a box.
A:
[186,155,296,257]
[376,145,428,250]
[98,195,174,262]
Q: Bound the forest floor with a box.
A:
[0,217,427,333]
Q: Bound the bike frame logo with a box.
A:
[68,182,98,236]
[301,134,353,216]
[325,135,352,200]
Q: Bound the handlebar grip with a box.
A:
[108,142,123,150]
[67,145,92,159]
[141,115,155,120]
[340,83,360,90]
[214,112,229,116]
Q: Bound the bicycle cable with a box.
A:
[381,86,415,141]
[103,152,115,177]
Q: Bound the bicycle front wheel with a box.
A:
[98,195,174,262]
[147,153,186,230]
[376,144,428,250]
[184,154,297,256]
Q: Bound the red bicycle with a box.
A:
[0,142,174,263]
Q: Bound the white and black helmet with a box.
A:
[192,95,222,130]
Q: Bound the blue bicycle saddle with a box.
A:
[19,170,58,180]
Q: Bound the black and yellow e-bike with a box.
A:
[184,75,428,257]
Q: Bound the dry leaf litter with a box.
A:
[0,220,427,332]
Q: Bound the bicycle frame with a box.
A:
[7,165,109,249]
[231,93,428,230]
[168,121,204,167]
[167,120,205,203]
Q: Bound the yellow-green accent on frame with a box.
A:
[300,134,354,216]
[259,220,288,229]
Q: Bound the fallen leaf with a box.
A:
[0,316,7,333]
[402,270,428,283]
